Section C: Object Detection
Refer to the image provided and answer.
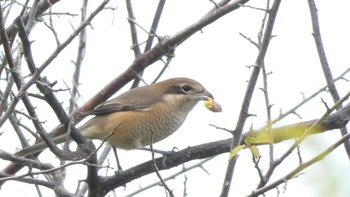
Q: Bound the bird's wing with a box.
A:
[81,85,162,116]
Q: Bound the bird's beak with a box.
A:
[197,90,214,101]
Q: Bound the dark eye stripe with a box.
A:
[164,85,188,95]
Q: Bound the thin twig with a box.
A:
[271,68,350,125]
[150,127,174,197]
[125,157,214,197]
[69,0,88,114]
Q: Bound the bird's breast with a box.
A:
[80,103,190,149]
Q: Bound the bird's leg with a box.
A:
[112,147,123,172]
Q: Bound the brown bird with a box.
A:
[16,77,222,157]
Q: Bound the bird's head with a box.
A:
[153,77,221,113]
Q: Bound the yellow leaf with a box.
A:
[249,145,260,159]
[229,145,246,160]
[245,130,274,145]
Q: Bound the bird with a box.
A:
[16,77,222,157]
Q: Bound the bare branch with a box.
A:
[307,0,350,158]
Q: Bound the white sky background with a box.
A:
[0,0,350,196]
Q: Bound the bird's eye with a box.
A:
[181,85,192,93]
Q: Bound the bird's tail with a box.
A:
[15,134,68,157]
